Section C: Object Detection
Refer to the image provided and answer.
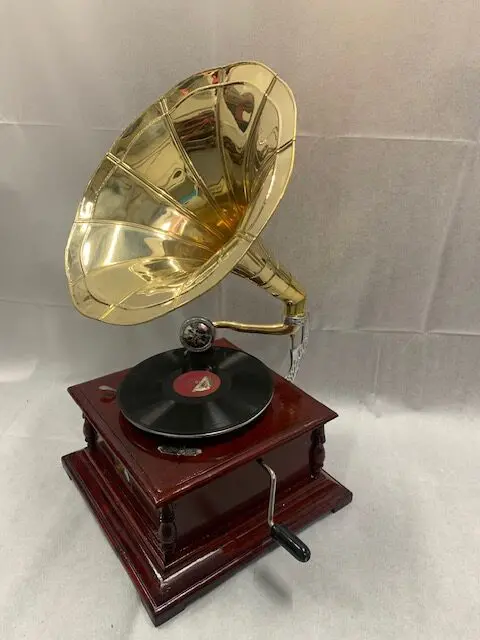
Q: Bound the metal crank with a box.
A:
[257,459,311,563]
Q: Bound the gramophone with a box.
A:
[62,61,352,626]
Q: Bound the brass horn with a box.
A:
[65,61,306,336]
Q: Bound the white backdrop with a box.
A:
[1,2,480,639]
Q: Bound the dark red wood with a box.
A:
[309,427,326,478]
[61,339,352,626]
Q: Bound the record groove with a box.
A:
[117,347,274,439]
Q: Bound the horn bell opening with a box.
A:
[65,61,296,325]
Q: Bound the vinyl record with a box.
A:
[117,347,274,439]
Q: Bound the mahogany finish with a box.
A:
[62,339,352,626]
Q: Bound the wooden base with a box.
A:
[61,340,352,626]
[63,449,350,626]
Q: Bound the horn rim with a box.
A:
[65,61,297,325]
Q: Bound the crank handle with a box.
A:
[257,459,311,563]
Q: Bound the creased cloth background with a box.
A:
[1,2,480,639]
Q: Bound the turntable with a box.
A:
[61,61,352,626]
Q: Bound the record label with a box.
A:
[172,370,221,398]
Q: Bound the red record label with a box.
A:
[172,370,221,398]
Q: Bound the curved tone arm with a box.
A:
[212,240,306,336]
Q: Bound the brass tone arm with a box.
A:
[212,240,306,336]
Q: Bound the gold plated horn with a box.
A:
[65,61,305,335]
